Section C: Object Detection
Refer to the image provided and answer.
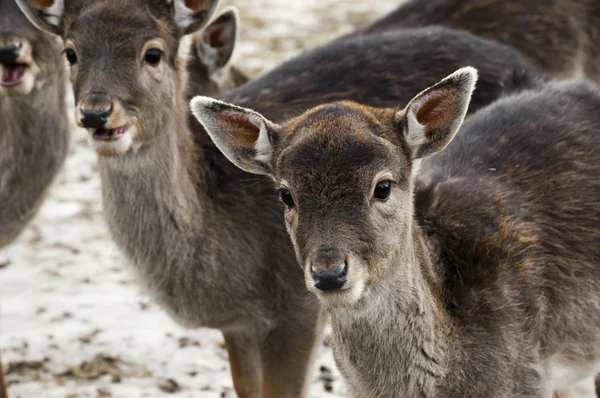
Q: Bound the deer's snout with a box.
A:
[0,42,21,64]
[78,93,114,129]
[309,246,348,291]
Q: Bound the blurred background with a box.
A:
[0,1,401,397]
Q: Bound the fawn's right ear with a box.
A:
[15,0,64,36]
[396,67,478,160]
[190,96,280,176]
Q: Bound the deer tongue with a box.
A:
[1,64,26,86]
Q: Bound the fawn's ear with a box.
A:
[193,6,239,76]
[397,67,478,160]
[190,96,280,176]
[15,0,64,35]
[172,0,221,35]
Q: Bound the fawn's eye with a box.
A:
[64,48,77,65]
[278,188,295,208]
[373,180,392,201]
[144,48,163,66]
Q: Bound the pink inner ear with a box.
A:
[184,0,211,10]
[222,111,261,149]
[28,0,54,8]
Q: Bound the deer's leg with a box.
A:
[223,331,263,398]
[0,350,7,398]
[259,309,327,398]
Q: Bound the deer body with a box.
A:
[194,71,600,396]
[0,0,68,247]
[360,0,600,81]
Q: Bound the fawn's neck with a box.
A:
[329,225,452,398]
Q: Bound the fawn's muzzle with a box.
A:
[311,262,348,291]
[79,94,113,129]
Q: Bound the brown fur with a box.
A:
[17,1,554,396]
[0,0,68,247]
[196,73,600,397]
[356,0,600,82]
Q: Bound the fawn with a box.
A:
[16,0,550,396]
[358,0,600,82]
[0,0,69,248]
[192,70,600,397]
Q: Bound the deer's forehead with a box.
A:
[279,133,394,189]
[68,3,172,48]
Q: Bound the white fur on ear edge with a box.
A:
[190,96,273,170]
[44,0,64,26]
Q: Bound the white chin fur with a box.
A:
[316,279,365,309]
[88,129,135,157]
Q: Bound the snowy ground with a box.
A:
[0,1,400,397]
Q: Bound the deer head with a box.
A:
[0,0,62,96]
[191,67,478,307]
[16,0,221,156]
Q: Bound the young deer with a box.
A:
[0,0,68,247]
[16,1,548,397]
[192,71,600,397]
[357,0,600,81]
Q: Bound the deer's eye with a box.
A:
[64,48,77,65]
[144,48,163,66]
[373,180,392,201]
[278,188,295,208]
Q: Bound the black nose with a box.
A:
[80,105,112,129]
[311,262,348,291]
[0,43,21,63]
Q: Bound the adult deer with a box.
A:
[357,0,600,81]
[193,72,600,397]
[16,0,548,396]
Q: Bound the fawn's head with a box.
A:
[191,68,477,308]
[16,0,221,156]
[0,0,61,96]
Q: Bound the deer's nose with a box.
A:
[311,262,348,291]
[0,42,21,63]
[79,94,113,129]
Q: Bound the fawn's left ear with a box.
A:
[190,96,280,176]
[172,0,222,35]
[397,67,478,160]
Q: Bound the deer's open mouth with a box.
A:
[0,62,27,87]
[92,126,128,141]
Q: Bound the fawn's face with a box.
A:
[0,0,61,96]
[192,67,478,308]
[16,0,220,156]
[274,105,416,307]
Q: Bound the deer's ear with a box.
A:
[192,6,239,76]
[172,0,221,35]
[15,0,64,36]
[190,96,280,176]
[397,67,478,160]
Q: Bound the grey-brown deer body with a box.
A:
[194,71,600,397]
[0,0,68,248]
[16,0,549,396]
[359,0,600,81]
[218,27,546,121]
